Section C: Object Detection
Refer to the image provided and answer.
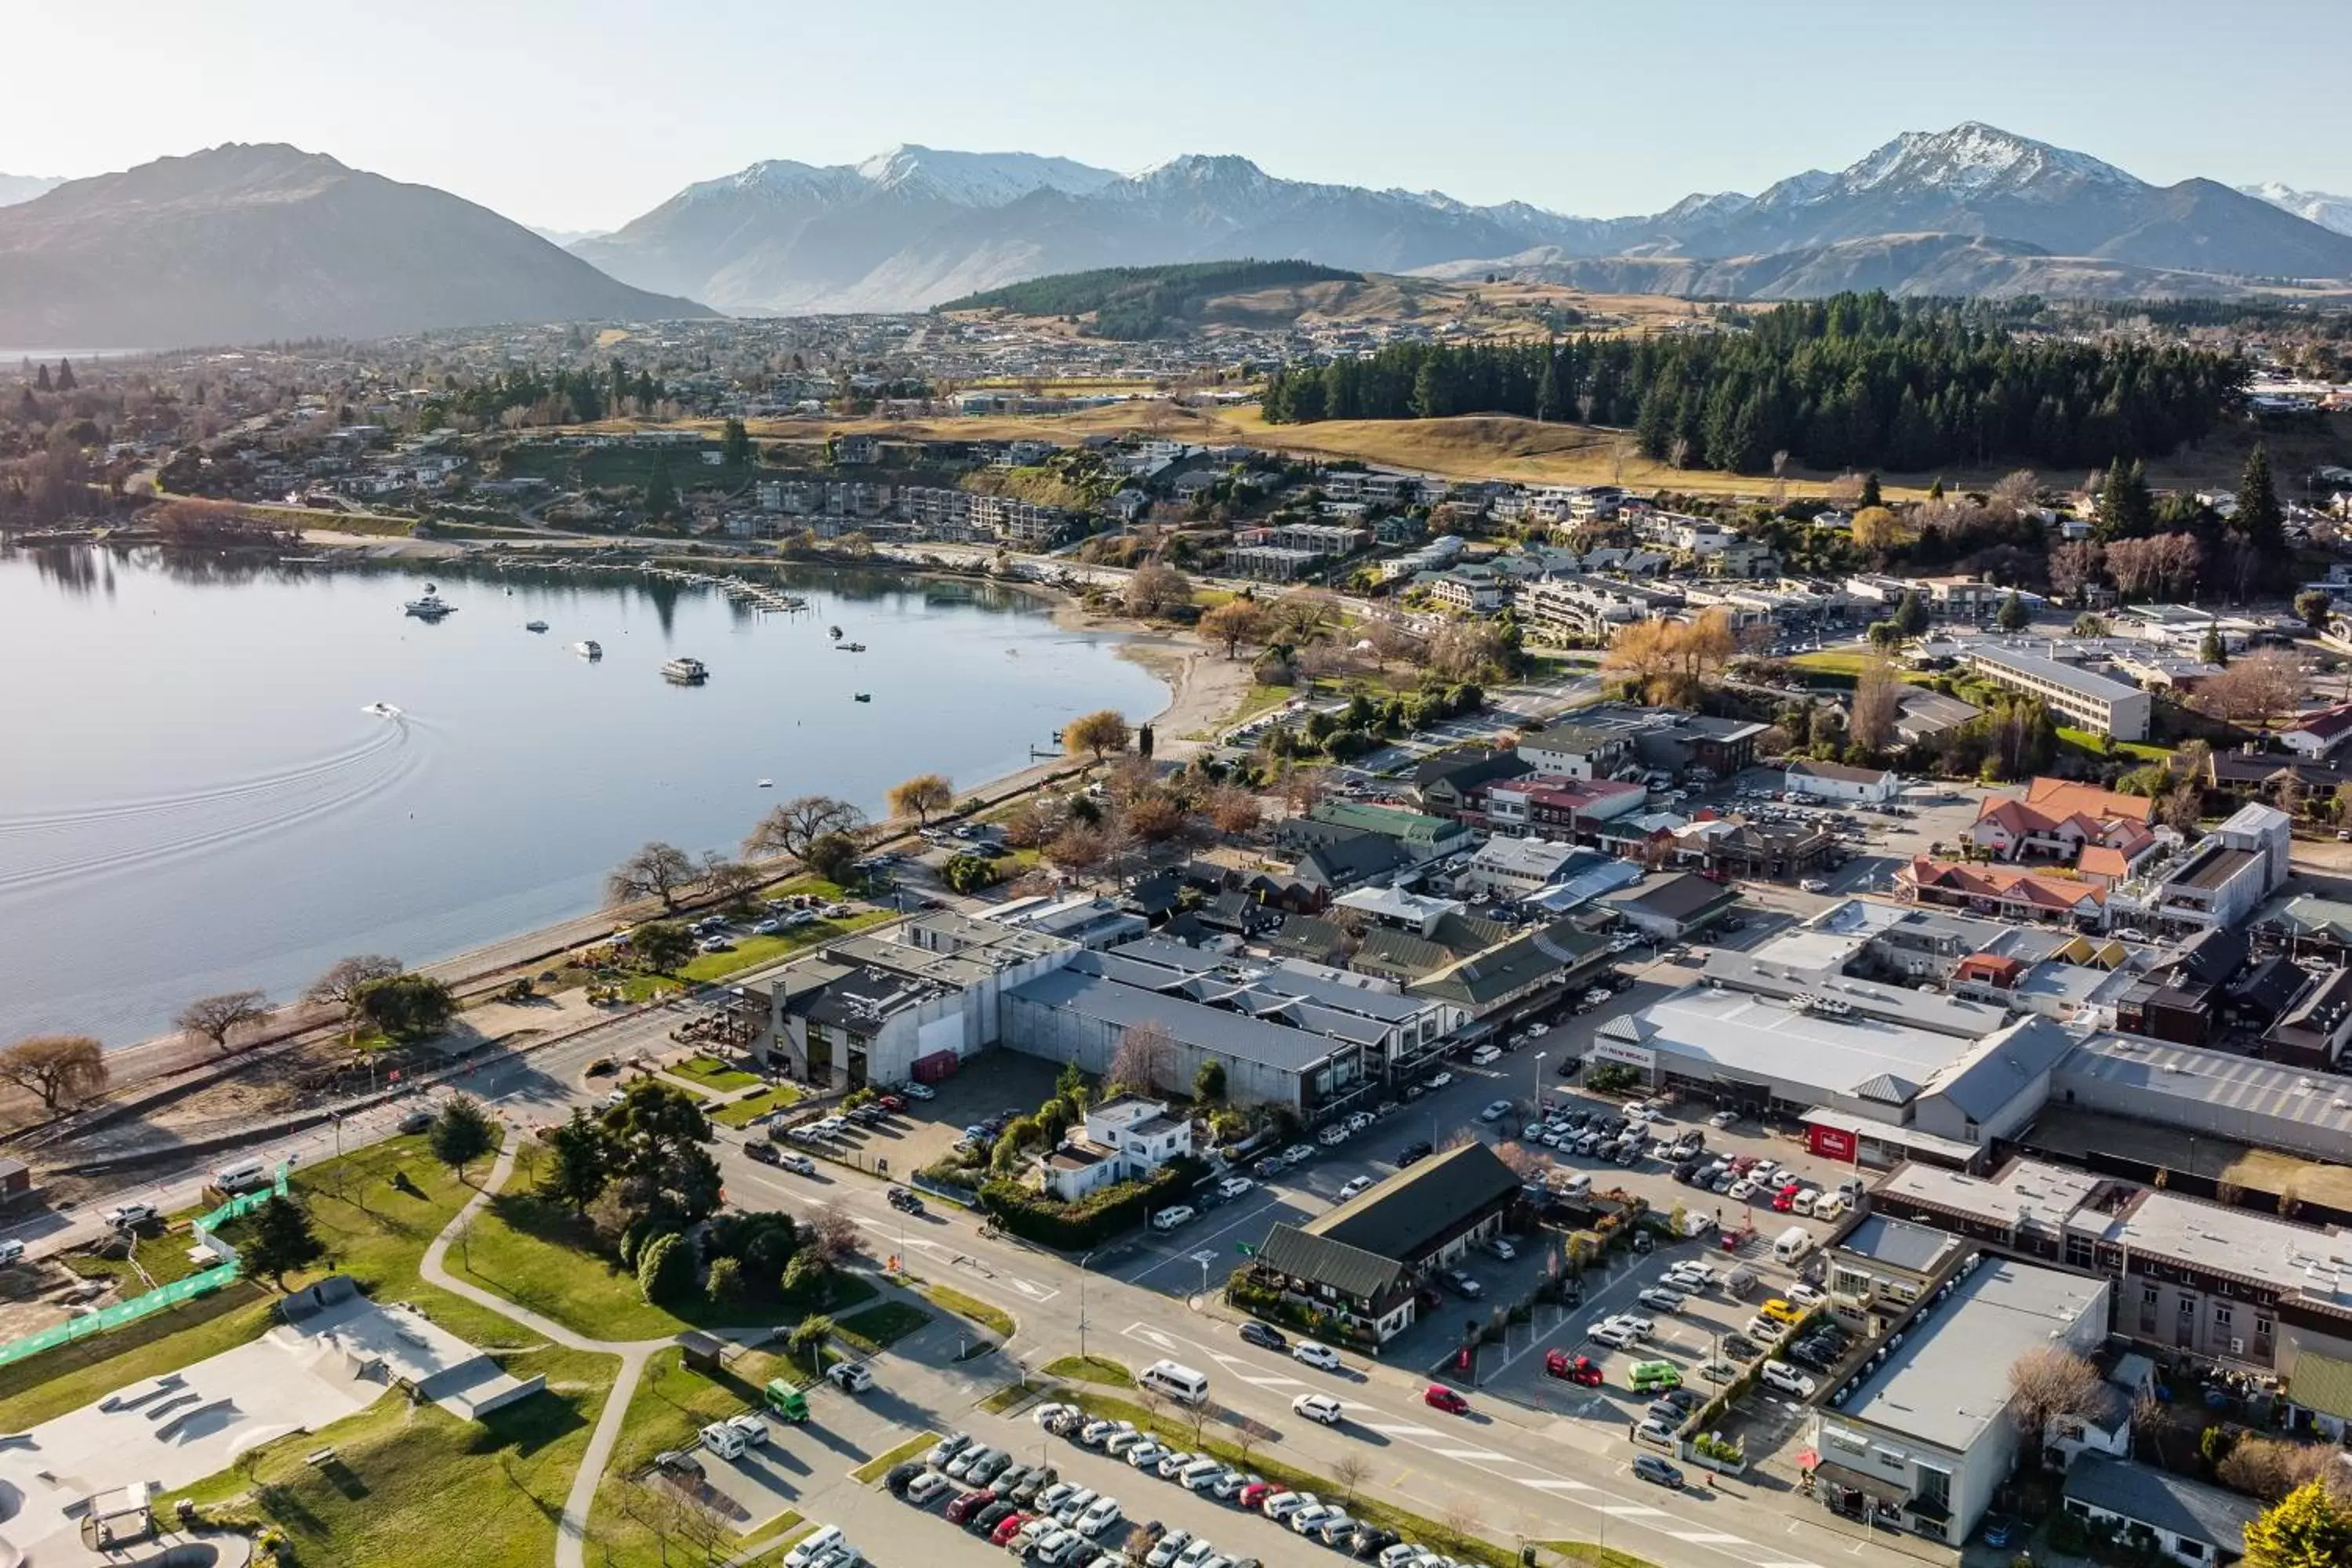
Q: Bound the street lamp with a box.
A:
[1533,1051,1547,1116]
[1076,1248,1096,1363]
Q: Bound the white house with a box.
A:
[2060,1456,2259,1567]
[1784,758,1899,804]
[1040,1094,1194,1202]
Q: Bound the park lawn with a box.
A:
[589,1346,815,1566]
[1787,649,1875,677]
[1041,1354,1130,1387]
[0,1134,495,1432]
[712,1084,800,1128]
[906,1280,1015,1338]
[169,1344,617,1568]
[837,1301,931,1351]
[445,1187,877,1341]
[670,1055,760,1093]
[2057,725,2174,764]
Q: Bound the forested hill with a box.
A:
[1260,291,2246,474]
[942,259,1359,338]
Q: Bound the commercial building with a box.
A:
[1898,858,2109,927]
[1969,779,2158,867]
[2051,1033,2352,1165]
[2110,804,2292,935]
[1298,800,1477,862]
[1460,835,1582,899]
[1784,759,1899,804]
[1245,1142,1523,1345]
[1964,641,2153,741]
[1806,1258,2109,1546]
[1600,872,1741,942]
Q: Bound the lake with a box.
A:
[0,547,1167,1046]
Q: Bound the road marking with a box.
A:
[1363,1421,1440,1437]
[1598,1504,1668,1518]
[1755,1560,1823,1566]
[1515,1477,1595,1492]
[1669,1532,1749,1544]
[1432,1446,1508,1461]
[1123,1325,1176,1351]
[1005,1276,1060,1301]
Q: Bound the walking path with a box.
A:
[418,1135,660,1568]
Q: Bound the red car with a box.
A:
[945,1490,989,1525]
[878,1094,906,1112]
[1773,1182,1802,1213]
[989,1512,1032,1546]
[1544,1350,1604,1386]
[1425,1384,1470,1415]
[1239,1482,1276,1510]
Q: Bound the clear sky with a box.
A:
[13,0,2350,232]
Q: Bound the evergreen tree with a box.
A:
[1534,347,1561,423]
[2200,623,2228,666]
[429,1093,498,1180]
[636,1230,693,1304]
[643,453,678,522]
[2241,1480,2352,1568]
[2237,440,2288,579]
[1892,590,1930,639]
[538,1109,612,1212]
[33,364,49,393]
[243,1195,326,1287]
[2100,460,2155,539]
[1928,477,1944,499]
[54,359,74,392]
[1858,472,1882,509]
[1996,591,2029,633]
[721,417,752,467]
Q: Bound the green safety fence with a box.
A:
[0,1161,289,1370]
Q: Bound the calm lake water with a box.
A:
[0,548,1166,1046]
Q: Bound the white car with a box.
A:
[1076,1496,1123,1537]
[1468,1045,1502,1065]
[906,1469,953,1504]
[1799,878,1830,893]
[726,1412,769,1446]
[1263,1491,1319,1521]
[900,1081,935,1101]
[1319,1125,1349,1147]
[1217,1177,1254,1199]
[1788,1282,1826,1307]
[1292,1341,1343,1372]
[1486,1236,1516,1261]
[1425,1072,1454,1090]
[1338,1175,1374,1200]
[1761,1360,1819,1398]
[1292,1392,1343,1425]
[1588,1319,1637,1349]
[1478,1099,1513,1122]
[1637,1287,1687,1313]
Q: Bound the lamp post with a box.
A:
[1533,1051,1547,1118]
[1077,1248,1096,1363]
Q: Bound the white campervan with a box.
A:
[1772,1225,1814,1264]
[1138,1359,1209,1406]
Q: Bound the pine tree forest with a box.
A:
[1258,292,2244,475]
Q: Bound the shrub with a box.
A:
[637,1232,694,1304]
[979,1156,1207,1250]
[706,1255,745,1304]
[2049,1510,2089,1555]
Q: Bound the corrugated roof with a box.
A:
[1305,1142,1522,1263]
[2061,1457,2259,1554]
[1254,1222,1413,1304]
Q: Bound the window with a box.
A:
[1915,1466,1951,1512]
[2214,1305,2233,1329]
[2067,1236,2096,1269]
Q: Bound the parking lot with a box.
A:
[788,1049,1072,1184]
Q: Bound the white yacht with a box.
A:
[572,640,602,659]
[661,656,710,684]
[403,588,455,620]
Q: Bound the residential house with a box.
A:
[1969,779,2157,866]
[1899,859,2107,927]
[2060,1457,2259,1568]
[2259,965,2352,1071]
[2281,702,2352,760]
[1041,1094,1194,1202]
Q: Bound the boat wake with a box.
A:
[0,721,423,895]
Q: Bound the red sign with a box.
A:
[1809,1123,1859,1163]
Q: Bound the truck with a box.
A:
[764,1378,811,1422]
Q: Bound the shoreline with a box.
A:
[4,556,1247,1138]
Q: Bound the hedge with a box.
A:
[979,1156,1206,1250]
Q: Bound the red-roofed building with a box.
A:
[2281,702,2352,760]
[1897,858,2107,927]
[1967,777,2160,873]
[1480,774,1648,840]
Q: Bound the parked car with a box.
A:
[1292,1341,1342,1372]
[1240,1321,1287,1352]
[1632,1454,1684,1489]
[1423,1385,1469,1415]
[1545,1350,1603,1385]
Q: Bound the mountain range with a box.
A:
[0,144,710,349]
[0,174,62,208]
[575,124,2352,310]
[2241,180,2352,237]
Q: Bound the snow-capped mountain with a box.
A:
[579,124,2352,314]
[0,173,62,209]
[2240,181,2352,238]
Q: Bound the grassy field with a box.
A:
[0,1134,495,1432]
[905,1279,1016,1338]
[2056,726,2176,764]
[586,1342,811,1563]
[171,1345,618,1568]
[447,1186,877,1341]
[711,1084,800,1128]
[669,1055,760,1092]
[1040,1354,1131,1387]
[1542,1544,1662,1568]
[837,1301,932,1351]
[674,910,895,985]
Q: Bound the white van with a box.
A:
[1138,1359,1210,1406]
[1813,1192,1850,1221]
[782,1526,844,1568]
[1149,1206,1196,1233]
[1772,1225,1814,1264]
[1554,1172,1592,1198]
[699,1420,746,1460]
[214,1159,268,1194]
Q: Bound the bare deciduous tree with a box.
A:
[807,1200,861,1265]
[1199,599,1270,659]
[2005,1346,2103,1446]
[1331,1452,1370,1504]
[2218,1433,2340,1501]
[1108,1022,1177,1096]
[1044,824,1111,880]
[1123,562,1194,619]
[0,1035,107,1109]
[176,989,270,1054]
[742,795,866,862]
[303,954,402,1019]
[697,853,764,908]
[604,841,696,909]
[2195,648,2305,730]
[1849,656,1904,754]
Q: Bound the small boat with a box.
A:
[662,656,710,684]
[853,693,872,702]
[836,642,866,652]
[828,625,844,639]
[403,590,455,620]
[572,640,602,659]
[757,779,773,788]
[524,620,549,633]
[362,701,401,718]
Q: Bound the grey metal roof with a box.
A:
[1839,1258,2107,1456]
[1919,1016,2075,1121]
[1967,641,2145,702]
[2061,1456,2259,1553]
[2056,1033,2352,1157]
[1305,1142,1522,1263]
[1837,1215,1959,1275]
[1005,968,1342,1073]
[1254,1222,1412,1304]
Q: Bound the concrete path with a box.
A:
[419,1134,666,1568]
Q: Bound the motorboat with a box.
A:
[662,656,710,684]
[828,625,844,639]
[361,701,402,718]
[404,585,455,619]
[524,620,549,633]
[836,642,866,652]
[852,693,872,702]
[757,779,774,788]
[572,641,602,659]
